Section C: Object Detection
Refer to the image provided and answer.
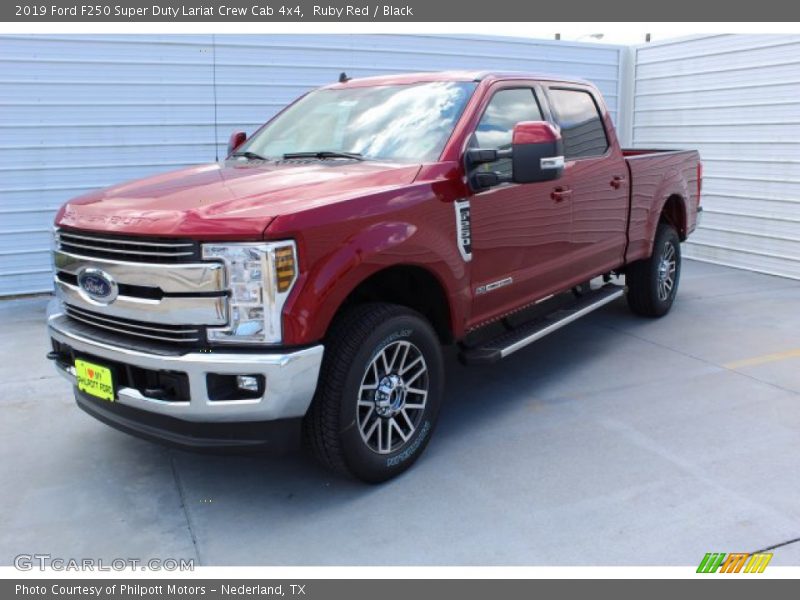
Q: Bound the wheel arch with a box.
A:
[280,211,469,346]
[334,264,455,344]
[659,193,688,241]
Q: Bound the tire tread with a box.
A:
[303,302,418,477]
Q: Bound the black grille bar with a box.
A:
[56,229,201,263]
[64,305,202,344]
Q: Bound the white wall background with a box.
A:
[0,34,625,296]
[7,33,800,295]
[631,34,800,280]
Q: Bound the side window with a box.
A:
[474,88,543,176]
[547,88,609,159]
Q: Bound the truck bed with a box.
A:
[622,148,702,264]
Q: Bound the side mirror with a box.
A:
[464,121,564,192]
[227,131,247,156]
[510,121,564,183]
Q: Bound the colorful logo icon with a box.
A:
[697,552,773,573]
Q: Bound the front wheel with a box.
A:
[626,222,682,317]
[303,303,444,483]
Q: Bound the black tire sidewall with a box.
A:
[649,225,682,315]
[337,312,444,482]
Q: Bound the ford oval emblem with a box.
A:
[77,268,118,304]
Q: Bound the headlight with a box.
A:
[202,241,298,344]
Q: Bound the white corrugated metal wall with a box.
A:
[0,34,624,296]
[631,34,800,280]
[4,33,800,295]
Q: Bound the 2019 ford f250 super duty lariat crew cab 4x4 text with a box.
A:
[47,71,702,482]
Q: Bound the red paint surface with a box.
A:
[512,121,561,145]
[227,131,247,156]
[54,72,700,345]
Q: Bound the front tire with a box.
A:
[626,222,682,317]
[303,303,444,483]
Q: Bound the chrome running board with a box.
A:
[460,285,625,364]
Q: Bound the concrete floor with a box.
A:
[1,259,799,566]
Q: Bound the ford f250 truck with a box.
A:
[47,71,701,482]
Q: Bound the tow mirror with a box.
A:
[227,131,247,156]
[511,121,564,183]
[464,121,564,192]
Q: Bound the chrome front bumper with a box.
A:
[47,300,323,423]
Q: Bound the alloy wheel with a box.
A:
[357,340,429,454]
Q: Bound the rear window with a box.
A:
[548,88,609,159]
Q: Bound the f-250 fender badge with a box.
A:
[454,199,472,262]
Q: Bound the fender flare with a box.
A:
[643,174,691,255]
[281,220,469,345]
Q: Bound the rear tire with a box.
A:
[303,303,444,483]
[626,222,681,317]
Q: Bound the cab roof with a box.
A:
[322,70,594,89]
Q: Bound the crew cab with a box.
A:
[46,71,702,482]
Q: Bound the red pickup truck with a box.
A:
[47,71,701,482]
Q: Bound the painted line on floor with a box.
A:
[724,348,800,370]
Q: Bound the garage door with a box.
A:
[632,34,800,280]
[0,34,624,296]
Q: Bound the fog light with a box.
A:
[236,375,260,392]
[207,373,265,401]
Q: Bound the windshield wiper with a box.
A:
[282,151,365,161]
[231,150,269,161]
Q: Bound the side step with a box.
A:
[459,285,625,365]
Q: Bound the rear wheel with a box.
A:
[626,222,682,317]
[303,303,444,483]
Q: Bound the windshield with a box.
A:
[238,81,477,163]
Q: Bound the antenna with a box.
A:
[339,72,351,83]
[212,35,219,162]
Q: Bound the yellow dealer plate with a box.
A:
[75,359,114,402]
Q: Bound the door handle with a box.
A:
[610,176,626,189]
[551,186,572,202]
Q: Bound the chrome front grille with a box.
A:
[64,305,202,344]
[53,229,229,345]
[56,229,200,263]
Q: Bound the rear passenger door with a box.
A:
[545,86,629,281]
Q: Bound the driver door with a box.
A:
[467,84,573,327]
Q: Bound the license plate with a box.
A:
[75,359,115,402]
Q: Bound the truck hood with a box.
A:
[56,160,422,239]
